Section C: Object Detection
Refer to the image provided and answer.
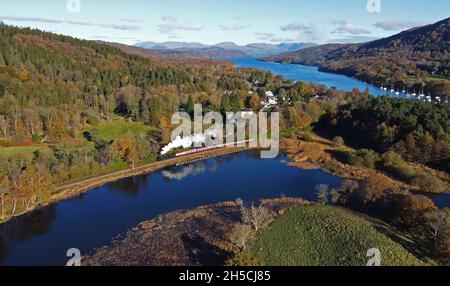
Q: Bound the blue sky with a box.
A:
[0,0,448,45]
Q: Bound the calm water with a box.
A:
[431,193,450,209]
[0,151,342,266]
[232,58,387,96]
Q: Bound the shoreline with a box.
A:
[2,134,448,226]
[83,197,313,266]
[0,147,257,225]
[281,135,450,195]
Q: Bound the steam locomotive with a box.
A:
[157,139,254,161]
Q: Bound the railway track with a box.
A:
[54,147,255,193]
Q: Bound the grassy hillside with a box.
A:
[81,119,158,142]
[248,206,432,266]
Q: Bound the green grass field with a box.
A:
[0,145,50,160]
[249,206,432,266]
[82,119,157,142]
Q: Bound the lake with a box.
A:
[0,151,342,266]
[231,58,387,96]
[231,57,450,209]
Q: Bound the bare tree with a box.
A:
[0,116,8,138]
[426,209,450,241]
[0,176,8,221]
[228,223,253,250]
[241,204,273,232]
[315,184,329,205]
[330,180,360,205]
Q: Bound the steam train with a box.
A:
[157,139,254,161]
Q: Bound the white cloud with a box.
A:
[0,16,63,24]
[330,35,379,44]
[280,23,312,33]
[218,24,249,31]
[121,18,142,24]
[332,21,371,35]
[0,15,141,31]
[98,24,140,31]
[373,20,428,31]
[66,20,94,26]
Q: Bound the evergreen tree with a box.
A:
[186,94,195,116]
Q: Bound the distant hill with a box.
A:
[102,42,211,60]
[264,18,450,96]
[135,41,317,59]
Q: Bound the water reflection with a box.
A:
[0,206,57,263]
[108,175,150,197]
[163,163,207,181]
[1,151,343,265]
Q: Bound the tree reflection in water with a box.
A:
[0,205,57,263]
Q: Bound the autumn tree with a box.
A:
[286,107,312,130]
[16,166,52,209]
[116,135,139,169]
[246,94,261,110]
[359,175,393,204]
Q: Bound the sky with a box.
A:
[0,0,449,45]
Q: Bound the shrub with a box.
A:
[389,194,437,230]
[87,115,100,126]
[332,136,345,147]
[301,133,313,142]
[381,151,416,181]
[436,232,450,265]
[359,174,393,204]
[330,180,360,205]
[31,134,43,143]
[347,149,381,169]
[226,251,262,266]
[412,173,446,194]
[228,223,253,250]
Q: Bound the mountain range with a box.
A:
[134,41,317,59]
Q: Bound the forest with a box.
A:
[0,23,347,221]
[317,96,450,173]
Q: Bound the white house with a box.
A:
[268,97,277,105]
[265,90,274,97]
